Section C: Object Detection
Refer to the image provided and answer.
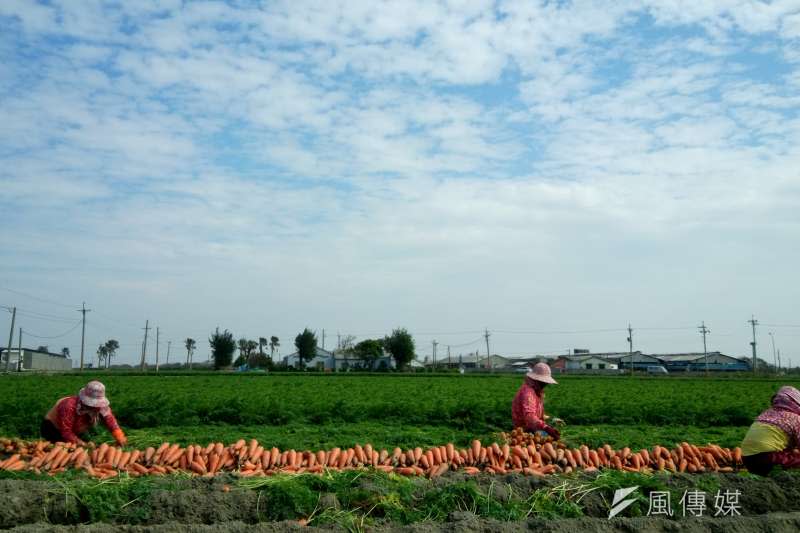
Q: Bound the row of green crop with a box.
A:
[0,467,747,527]
[0,374,795,438]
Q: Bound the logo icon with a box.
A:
[608,486,639,519]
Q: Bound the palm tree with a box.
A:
[269,336,280,361]
[185,338,196,369]
[237,338,248,362]
[96,345,108,369]
[258,337,267,357]
[246,340,259,366]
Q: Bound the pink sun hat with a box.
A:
[79,380,110,408]
[526,362,558,385]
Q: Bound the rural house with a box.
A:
[564,355,619,372]
[0,347,72,371]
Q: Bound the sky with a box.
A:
[1,0,799,367]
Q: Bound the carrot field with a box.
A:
[1,373,795,450]
[2,373,800,531]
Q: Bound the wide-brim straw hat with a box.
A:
[526,362,558,385]
[79,380,110,409]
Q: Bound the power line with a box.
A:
[445,337,484,348]
[0,287,77,308]
[3,306,77,323]
[21,320,83,339]
[494,328,626,334]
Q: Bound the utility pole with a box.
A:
[778,349,782,371]
[769,332,777,373]
[77,302,91,371]
[17,327,22,372]
[484,329,491,371]
[447,345,451,368]
[337,332,341,351]
[4,306,16,372]
[155,327,160,373]
[626,323,634,376]
[140,320,150,372]
[432,340,438,371]
[322,329,325,350]
[698,321,710,376]
[166,340,171,365]
[748,316,758,374]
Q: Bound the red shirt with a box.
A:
[512,381,546,431]
[45,396,120,443]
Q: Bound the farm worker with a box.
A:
[511,362,563,440]
[41,380,127,446]
[740,385,800,476]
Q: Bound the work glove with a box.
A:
[543,425,561,441]
[111,428,127,446]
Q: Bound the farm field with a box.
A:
[2,373,800,531]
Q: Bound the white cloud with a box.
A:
[2,1,800,362]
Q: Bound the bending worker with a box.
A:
[42,380,126,446]
[511,362,562,440]
[741,385,800,475]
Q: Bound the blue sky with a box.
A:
[1,0,800,366]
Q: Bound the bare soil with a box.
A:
[3,472,800,532]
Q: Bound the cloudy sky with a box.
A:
[2,1,799,367]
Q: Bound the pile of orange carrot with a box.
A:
[0,436,748,479]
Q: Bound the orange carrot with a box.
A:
[430,463,449,478]
[432,447,442,465]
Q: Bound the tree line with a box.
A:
[208,327,416,371]
[85,327,416,371]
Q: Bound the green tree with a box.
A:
[104,339,120,369]
[96,344,108,369]
[37,345,49,353]
[209,329,236,370]
[384,328,415,370]
[185,338,196,369]
[354,339,384,369]
[294,328,317,370]
[61,347,70,357]
[258,337,267,357]
[269,336,280,360]
[246,340,259,366]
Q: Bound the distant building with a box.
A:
[564,355,619,371]
[0,347,72,371]
[519,350,749,374]
[431,353,510,370]
[654,352,749,372]
[282,347,395,371]
[282,346,335,369]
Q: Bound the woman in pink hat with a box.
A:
[511,362,563,440]
[741,386,800,475]
[41,380,126,446]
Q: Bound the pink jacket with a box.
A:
[45,396,120,443]
[511,382,546,431]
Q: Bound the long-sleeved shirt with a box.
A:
[44,396,119,443]
[511,382,546,431]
